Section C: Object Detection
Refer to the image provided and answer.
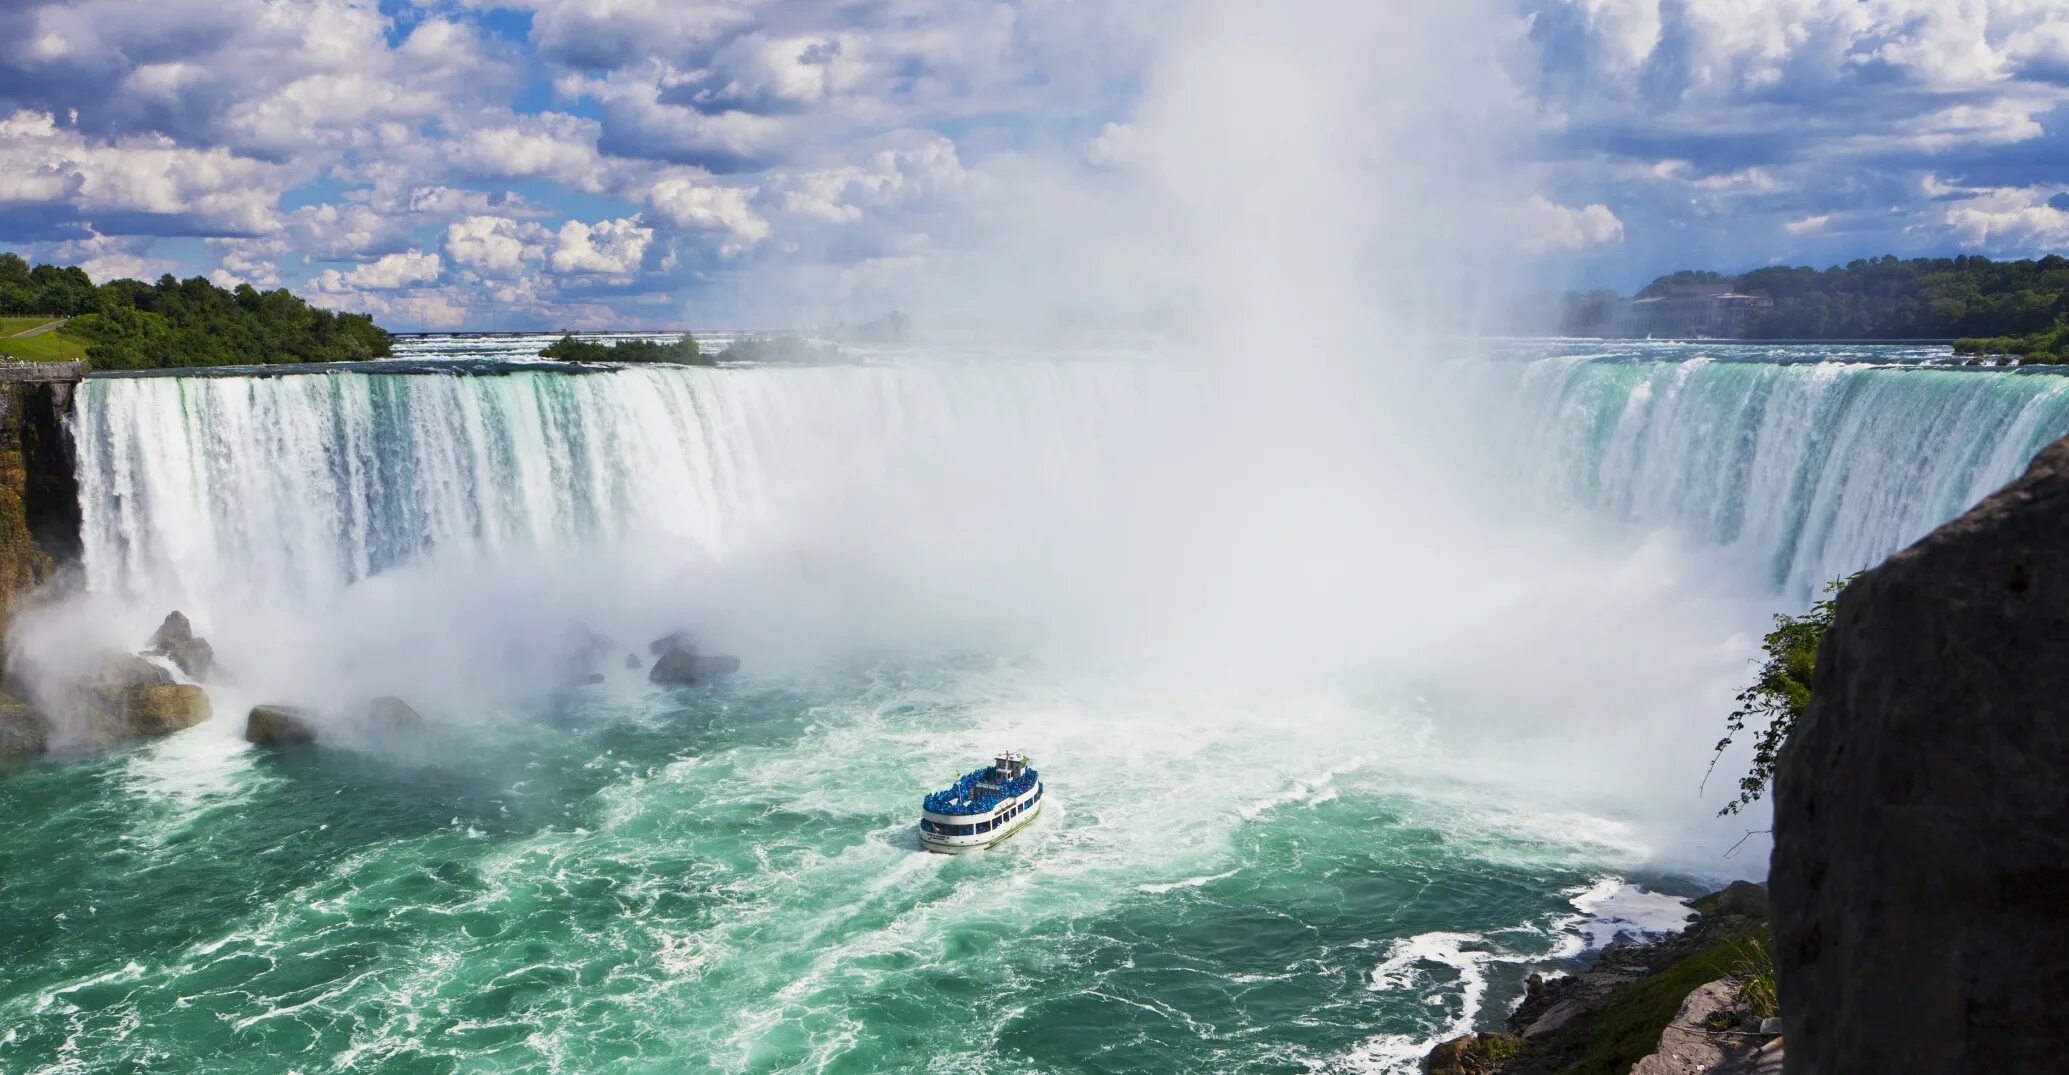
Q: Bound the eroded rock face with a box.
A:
[68,653,210,742]
[1772,435,2069,1074]
[120,685,209,736]
[246,704,318,745]
[0,694,47,758]
[648,649,740,686]
[647,631,739,686]
[144,611,214,680]
[1425,1032,1520,1075]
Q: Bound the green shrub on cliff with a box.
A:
[538,333,706,364]
[1711,574,1857,815]
[2,252,392,369]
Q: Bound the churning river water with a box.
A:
[5,337,2065,1073]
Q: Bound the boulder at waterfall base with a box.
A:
[247,705,319,745]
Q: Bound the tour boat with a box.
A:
[918,751,1044,853]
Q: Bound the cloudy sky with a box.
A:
[2,0,2067,330]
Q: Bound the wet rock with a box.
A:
[648,649,739,686]
[118,685,209,736]
[646,630,739,686]
[143,610,214,680]
[625,653,641,670]
[0,693,46,758]
[144,610,193,651]
[96,653,174,688]
[647,630,696,656]
[1426,1032,1521,1074]
[558,623,618,682]
[1772,434,2069,1073]
[364,696,422,731]
[246,704,318,745]
[1499,883,1769,1075]
[579,672,605,685]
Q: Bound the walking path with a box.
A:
[6,319,67,338]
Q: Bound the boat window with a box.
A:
[976,820,992,833]
[921,820,941,834]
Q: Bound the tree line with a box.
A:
[1,252,391,369]
[1560,254,2069,346]
[538,334,707,364]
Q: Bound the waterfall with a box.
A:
[72,351,2069,618]
[1482,353,2069,594]
[72,362,1138,611]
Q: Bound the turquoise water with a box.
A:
[0,658,1691,1073]
[14,339,2060,1073]
[1470,342,2069,595]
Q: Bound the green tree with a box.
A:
[539,333,704,364]
[1710,575,1858,815]
[1,251,395,370]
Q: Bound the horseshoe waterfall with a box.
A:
[4,340,2067,1074]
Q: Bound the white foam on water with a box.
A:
[1334,876,1696,1073]
[1137,868,1241,894]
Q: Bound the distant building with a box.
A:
[1606,289,1775,339]
[1611,292,1775,338]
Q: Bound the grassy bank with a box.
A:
[0,319,89,363]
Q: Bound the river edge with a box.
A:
[1425,881,1775,1075]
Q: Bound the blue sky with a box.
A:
[2,0,2067,329]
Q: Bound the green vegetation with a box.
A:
[1,252,391,370]
[1711,574,1857,816]
[1428,1032,1523,1075]
[0,317,60,336]
[1732,936,1778,1021]
[0,326,89,363]
[1567,254,2069,340]
[1953,316,2069,364]
[538,333,707,364]
[1733,256,2069,339]
[1554,926,1768,1075]
[715,334,845,364]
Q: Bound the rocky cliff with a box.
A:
[1771,435,2069,1073]
[0,372,83,756]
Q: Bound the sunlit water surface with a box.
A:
[9,338,2067,1073]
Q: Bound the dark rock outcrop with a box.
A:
[143,610,214,680]
[0,692,47,758]
[1427,1032,1521,1074]
[142,611,215,682]
[647,631,696,656]
[246,704,318,745]
[649,649,740,686]
[1630,981,1783,1075]
[1490,882,1768,1075]
[1689,880,1767,921]
[647,631,739,686]
[1772,435,2069,1074]
[558,624,617,682]
[70,653,210,741]
[364,696,422,731]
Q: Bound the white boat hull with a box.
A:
[919,796,1043,854]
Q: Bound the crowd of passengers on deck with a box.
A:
[922,768,1039,816]
[920,785,1044,837]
